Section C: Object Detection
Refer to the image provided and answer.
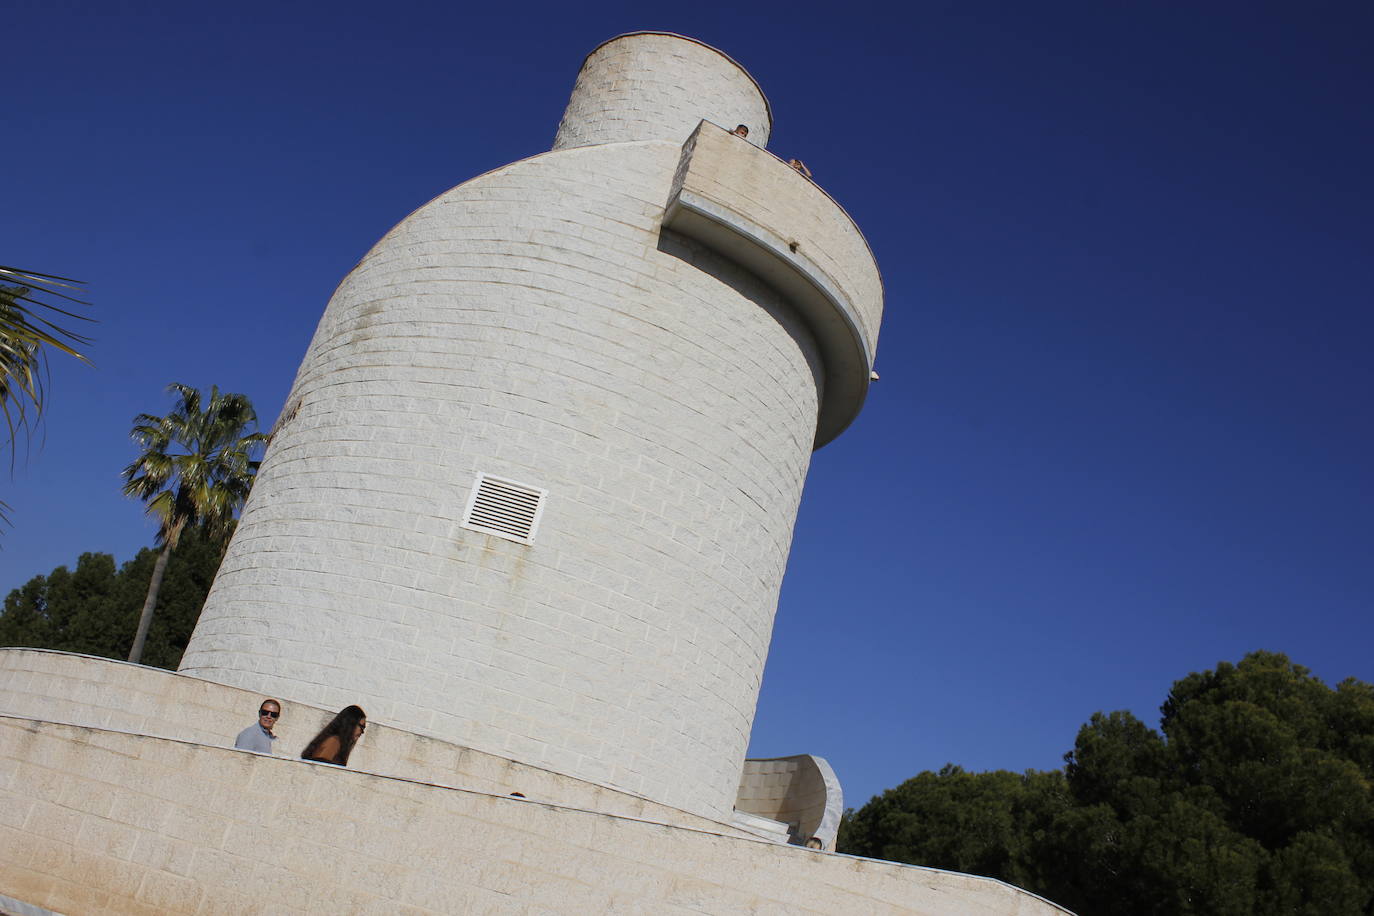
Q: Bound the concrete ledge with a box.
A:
[664,120,884,446]
[0,649,755,840]
[0,717,1074,914]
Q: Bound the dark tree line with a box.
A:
[0,526,224,669]
[839,652,1374,915]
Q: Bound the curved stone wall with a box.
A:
[737,754,845,850]
[554,32,772,150]
[0,717,1075,915]
[666,120,884,443]
[671,121,883,356]
[179,138,822,820]
[0,649,752,836]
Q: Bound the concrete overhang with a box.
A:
[663,121,884,448]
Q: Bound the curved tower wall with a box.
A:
[554,32,772,150]
[180,33,879,821]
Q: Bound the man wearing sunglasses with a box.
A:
[234,699,282,754]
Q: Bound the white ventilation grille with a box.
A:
[461,474,547,545]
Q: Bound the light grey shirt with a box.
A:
[234,723,277,754]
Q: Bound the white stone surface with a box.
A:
[0,36,1079,915]
[180,138,822,820]
[737,754,844,850]
[670,120,882,355]
[179,31,875,824]
[0,717,1075,915]
[554,32,772,150]
[0,648,758,838]
[666,120,883,443]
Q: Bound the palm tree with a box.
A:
[122,383,268,664]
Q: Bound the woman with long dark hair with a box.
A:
[301,705,367,766]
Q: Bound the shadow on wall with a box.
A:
[655,229,826,406]
[736,754,844,851]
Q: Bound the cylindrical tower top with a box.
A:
[553,32,773,151]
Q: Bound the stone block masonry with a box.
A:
[554,32,773,150]
[0,717,1073,915]
[179,31,871,822]
[0,33,1078,915]
[0,648,765,839]
[181,138,823,819]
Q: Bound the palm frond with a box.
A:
[0,270,94,463]
[124,382,267,547]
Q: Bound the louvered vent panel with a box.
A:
[461,474,547,545]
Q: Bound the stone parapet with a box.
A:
[0,649,756,839]
[0,717,1075,915]
[665,119,884,444]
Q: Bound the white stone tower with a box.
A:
[179,32,882,821]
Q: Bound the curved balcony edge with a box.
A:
[664,192,870,446]
[735,753,844,851]
[662,121,881,448]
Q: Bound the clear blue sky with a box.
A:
[5,2,1371,809]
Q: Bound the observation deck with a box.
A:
[664,120,884,446]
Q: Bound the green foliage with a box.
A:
[0,526,225,669]
[839,652,1374,915]
[839,764,1069,891]
[0,270,93,534]
[0,270,92,455]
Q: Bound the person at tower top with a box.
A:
[234,698,281,754]
[301,705,367,766]
[732,124,749,138]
